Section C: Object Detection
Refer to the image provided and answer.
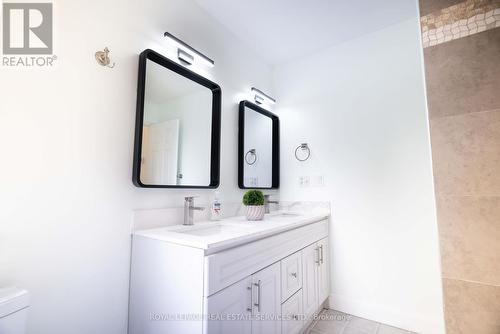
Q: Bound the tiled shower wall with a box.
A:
[418,0,500,333]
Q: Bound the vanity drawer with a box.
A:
[204,219,328,296]
[280,251,302,302]
[281,289,303,334]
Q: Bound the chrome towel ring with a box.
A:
[245,149,257,165]
[295,143,310,161]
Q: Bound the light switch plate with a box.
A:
[311,175,325,187]
[299,176,310,188]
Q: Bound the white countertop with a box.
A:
[133,211,329,254]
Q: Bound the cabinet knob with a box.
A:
[293,315,299,320]
[291,272,297,278]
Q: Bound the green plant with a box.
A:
[243,190,265,206]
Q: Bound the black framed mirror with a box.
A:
[133,49,221,188]
[238,100,279,189]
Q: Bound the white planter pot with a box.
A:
[245,205,265,221]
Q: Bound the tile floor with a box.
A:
[308,309,417,334]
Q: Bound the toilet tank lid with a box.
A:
[0,287,30,318]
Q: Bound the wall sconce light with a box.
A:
[251,87,276,106]
[164,32,215,68]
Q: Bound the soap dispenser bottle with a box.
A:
[211,191,222,220]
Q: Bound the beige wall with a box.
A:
[418,0,500,333]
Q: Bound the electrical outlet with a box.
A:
[311,175,325,187]
[299,176,310,188]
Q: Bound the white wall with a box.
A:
[273,18,445,334]
[0,0,272,333]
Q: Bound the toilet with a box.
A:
[0,287,29,334]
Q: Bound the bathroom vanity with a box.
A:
[128,212,330,334]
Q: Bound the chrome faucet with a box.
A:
[184,196,205,226]
[264,194,279,214]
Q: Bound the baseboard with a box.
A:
[302,299,330,333]
[327,293,444,334]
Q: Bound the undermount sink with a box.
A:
[271,212,302,218]
[176,213,303,237]
[178,224,251,237]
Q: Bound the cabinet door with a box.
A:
[281,289,304,334]
[252,262,281,334]
[280,251,303,302]
[302,243,319,320]
[206,276,252,334]
[317,238,330,304]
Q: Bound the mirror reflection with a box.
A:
[140,58,213,186]
[243,108,273,187]
[239,101,279,189]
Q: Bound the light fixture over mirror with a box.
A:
[251,87,276,107]
[164,32,215,68]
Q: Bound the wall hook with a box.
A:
[95,47,115,68]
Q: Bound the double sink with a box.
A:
[134,211,328,254]
[178,212,301,236]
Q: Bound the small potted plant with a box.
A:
[243,190,265,221]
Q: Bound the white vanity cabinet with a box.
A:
[206,262,281,334]
[302,243,319,320]
[129,216,330,334]
[302,238,330,326]
[281,290,303,334]
[317,238,330,304]
[205,277,252,334]
[281,251,302,302]
[251,263,282,334]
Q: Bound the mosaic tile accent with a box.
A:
[421,0,500,48]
